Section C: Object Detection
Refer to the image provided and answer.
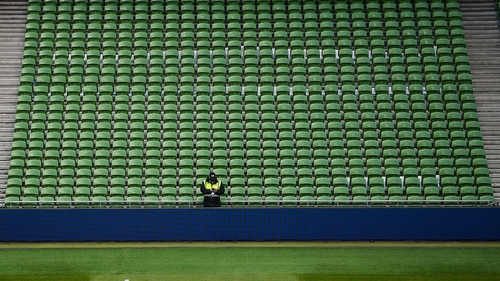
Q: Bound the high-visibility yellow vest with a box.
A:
[203,180,220,191]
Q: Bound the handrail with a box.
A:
[1,198,499,208]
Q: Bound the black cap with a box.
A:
[209,172,217,183]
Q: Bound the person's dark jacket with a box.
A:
[200,178,225,207]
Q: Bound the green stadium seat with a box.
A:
[5,0,488,210]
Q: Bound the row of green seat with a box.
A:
[5,192,495,209]
[11,123,483,144]
[19,92,474,112]
[10,137,485,159]
[22,74,473,98]
[15,84,475,104]
[25,23,464,42]
[22,54,470,75]
[23,65,471,81]
[9,173,490,196]
[23,39,465,57]
[10,131,486,151]
[7,152,489,176]
[27,0,459,23]
[27,1,461,19]
[14,105,479,121]
[28,0,460,11]
[7,172,492,189]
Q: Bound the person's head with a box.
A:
[208,171,218,184]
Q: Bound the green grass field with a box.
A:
[1,242,500,281]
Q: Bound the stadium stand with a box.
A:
[2,0,499,208]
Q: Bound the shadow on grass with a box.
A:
[0,275,90,281]
[297,274,500,281]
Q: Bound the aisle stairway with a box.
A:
[0,0,28,201]
[459,0,500,199]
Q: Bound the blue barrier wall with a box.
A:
[0,208,499,241]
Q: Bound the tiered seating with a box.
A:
[5,0,495,208]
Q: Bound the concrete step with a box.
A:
[0,41,27,47]
[0,6,27,11]
[0,60,22,65]
[0,37,26,44]
[459,1,496,7]
[462,23,497,28]
[459,0,500,199]
[466,39,500,45]
[0,0,27,198]
[0,53,23,59]
[462,19,498,25]
[0,1,27,194]
[0,15,28,21]
[0,35,26,40]
[0,1,29,4]
[0,10,26,15]
[468,59,500,65]
[0,23,26,30]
